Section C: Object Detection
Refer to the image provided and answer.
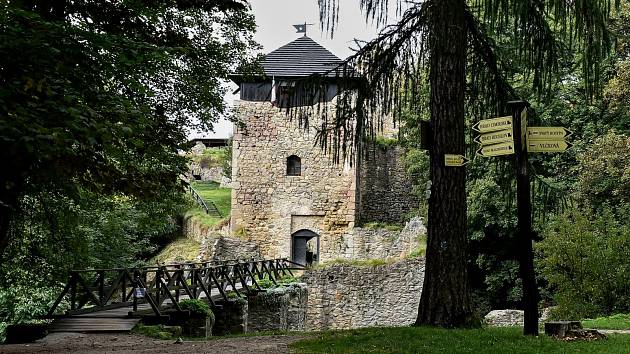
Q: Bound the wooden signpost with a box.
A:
[444,154,470,167]
[474,102,572,336]
[527,140,572,153]
[474,129,513,145]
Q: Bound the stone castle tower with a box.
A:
[230,36,420,265]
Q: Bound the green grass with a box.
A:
[186,181,231,229]
[583,314,630,330]
[151,237,200,264]
[191,181,231,216]
[360,221,403,232]
[132,323,181,340]
[408,234,427,258]
[291,326,630,354]
[184,208,225,229]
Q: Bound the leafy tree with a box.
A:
[314,0,616,329]
[536,206,630,319]
[0,1,258,256]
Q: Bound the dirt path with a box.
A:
[0,332,306,354]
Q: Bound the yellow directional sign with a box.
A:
[527,127,572,140]
[476,141,515,157]
[474,128,513,146]
[444,154,470,167]
[472,116,513,133]
[528,140,572,153]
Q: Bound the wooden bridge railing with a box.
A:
[46,258,304,318]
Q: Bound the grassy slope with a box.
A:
[152,181,231,264]
[150,237,200,264]
[291,327,630,354]
[185,181,231,229]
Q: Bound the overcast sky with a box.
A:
[190,0,399,139]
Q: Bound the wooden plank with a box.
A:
[48,317,140,333]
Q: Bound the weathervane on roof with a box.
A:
[293,22,314,36]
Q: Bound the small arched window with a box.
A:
[287,155,301,176]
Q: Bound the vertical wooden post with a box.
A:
[98,270,105,306]
[70,273,77,310]
[508,100,539,336]
[121,270,127,303]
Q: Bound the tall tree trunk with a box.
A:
[415,0,476,327]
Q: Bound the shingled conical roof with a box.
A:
[262,36,343,77]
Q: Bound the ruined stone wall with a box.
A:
[247,284,308,332]
[302,258,425,330]
[358,144,420,224]
[231,100,355,262]
[346,217,426,260]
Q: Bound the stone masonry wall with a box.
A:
[347,217,426,260]
[247,284,308,332]
[231,100,355,262]
[302,258,425,330]
[358,144,420,224]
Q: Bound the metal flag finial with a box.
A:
[293,22,314,36]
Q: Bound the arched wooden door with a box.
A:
[291,229,319,266]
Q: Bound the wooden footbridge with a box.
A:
[45,258,303,332]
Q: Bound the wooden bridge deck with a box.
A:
[45,258,302,333]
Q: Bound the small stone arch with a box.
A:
[286,155,301,176]
[291,229,319,266]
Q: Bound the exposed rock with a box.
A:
[211,236,262,261]
[484,309,525,327]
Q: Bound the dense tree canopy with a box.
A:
[0,0,258,255]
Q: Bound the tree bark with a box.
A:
[415,0,476,327]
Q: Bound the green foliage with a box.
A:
[0,190,186,331]
[178,299,213,319]
[192,148,228,169]
[407,234,427,258]
[583,314,630,330]
[0,0,258,254]
[575,132,630,210]
[277,275,299,286]
[222,141,233,179]
[372,137,399,149]
[403,147,430,220]
[132,324,180,340]
[256,278,275,289]
[255,275,299,289]
[291,326,630,353]
[536,207,630,319]
[360,222,402,232]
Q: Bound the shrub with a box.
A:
[256,278,274,289]
[178,299,213,319]
[536,206,630,319]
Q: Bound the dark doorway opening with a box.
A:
[291,229,319,267]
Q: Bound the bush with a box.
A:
[536,206,630,319]
[256,278,274,289]
[178,299,213,319]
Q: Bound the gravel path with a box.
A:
[0,332,306,354]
